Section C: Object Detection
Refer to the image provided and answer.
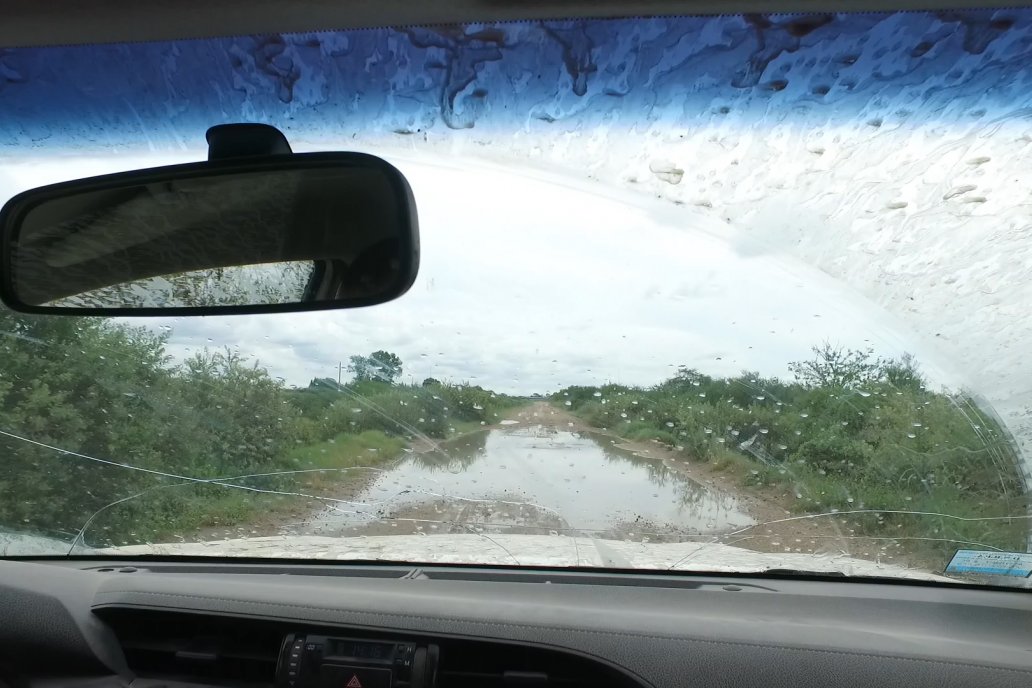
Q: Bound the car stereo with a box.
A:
[277,634,439,688]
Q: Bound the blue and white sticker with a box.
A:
[946,550,1032,577]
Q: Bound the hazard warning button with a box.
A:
[321,665,393,688]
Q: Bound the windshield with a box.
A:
[1,10,1030,586]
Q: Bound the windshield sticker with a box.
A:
[946,550,1032,577]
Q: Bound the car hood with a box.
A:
[89,533,953,582]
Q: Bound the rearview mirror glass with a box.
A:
[0,153,419,315]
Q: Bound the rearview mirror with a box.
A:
[0,137,419,315]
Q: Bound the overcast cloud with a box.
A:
[44,155,953,395]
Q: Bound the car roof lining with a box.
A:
[0,0,1022,48]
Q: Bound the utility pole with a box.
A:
[337,361,344,388]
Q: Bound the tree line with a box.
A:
[0,312,513,547]
[555,344,1028,562]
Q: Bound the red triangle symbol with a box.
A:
[346,676,363,688]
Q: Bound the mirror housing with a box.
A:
[0,127,419,316]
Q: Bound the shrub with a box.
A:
[553,349,1028,561]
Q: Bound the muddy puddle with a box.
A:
[296,425,754,541]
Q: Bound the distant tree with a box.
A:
[788,343,881,389]
[422,377,441,387]
[658,367,707,391]
[881,352,925,392]
[308,377,343,391]
[348,350,403,384]
[675,366,709,385]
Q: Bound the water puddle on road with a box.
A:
[306,425,754,540]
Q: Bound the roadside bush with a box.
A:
[0,313,520,548]
[554,347,1029,561]
[794,429,874,477]
[307,381,517,440]
[437,383,507,423]
[621,421,677,445]
[0,313,316,545]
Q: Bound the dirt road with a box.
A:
[502,403,847,556]
[236,401,904,567]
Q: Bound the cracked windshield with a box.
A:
[1,10,1030,585]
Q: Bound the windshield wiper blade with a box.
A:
[758,568,847,578]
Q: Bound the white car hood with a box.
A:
[98,533,951,582]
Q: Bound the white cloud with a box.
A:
[111,156,954,395]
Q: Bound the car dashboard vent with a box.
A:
[98,609,282,684]
[97,608,643,688]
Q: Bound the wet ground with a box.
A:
[296,421,755,542]
[133,404,916,568]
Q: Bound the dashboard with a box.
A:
[1,558,1030,688]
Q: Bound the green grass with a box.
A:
[288,430,407,470]
[283,430,408,494]
[620,420,678,444]
[130,423,490,545]
[710,444,1023,566]
[95,430,408,547]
